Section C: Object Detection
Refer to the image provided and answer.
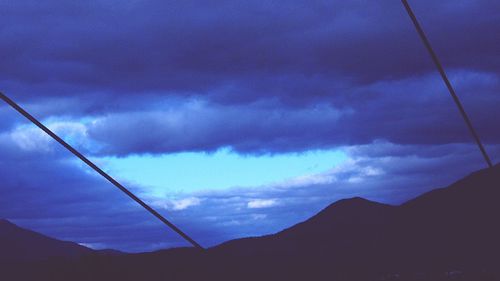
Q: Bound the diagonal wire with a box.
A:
[401,0,493,168]
[0,91,205,250]
[0,2,492,252]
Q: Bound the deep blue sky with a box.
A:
[1,0,499,252]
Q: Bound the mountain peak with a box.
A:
[321,196,391,214]
[332,196,374,206]
[0,219,14,227]
[274,196,394,240]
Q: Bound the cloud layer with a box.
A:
[0,0,499,252]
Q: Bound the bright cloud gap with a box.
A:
[93,148,347,196]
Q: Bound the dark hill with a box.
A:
[210,164,500,280]
[2,164,500,280]
[0,219,94,262]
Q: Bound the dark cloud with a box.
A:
[1,0,498,156]
[1,0,499,106]
[84,71,500,156]
[1,0,499,252]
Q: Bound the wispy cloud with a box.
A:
[169,197,202,211]
[9,121,89,152]
[247,199,278,209]
[152,197,202,211]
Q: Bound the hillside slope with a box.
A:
[2,164,500,280]
[0,219,93,262]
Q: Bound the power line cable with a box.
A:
[0,1,493,252]
[401,0,493,168]
[0,91,205,250]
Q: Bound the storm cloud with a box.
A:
[1,0,499,251]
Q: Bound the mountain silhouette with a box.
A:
[210,164,500,279]
[1,164,499,280]
[0,219,93,262]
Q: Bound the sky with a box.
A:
[0,0,499,252]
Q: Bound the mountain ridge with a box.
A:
[1,164,499,280]
[0,218,94,262]
[210,164,500,275]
